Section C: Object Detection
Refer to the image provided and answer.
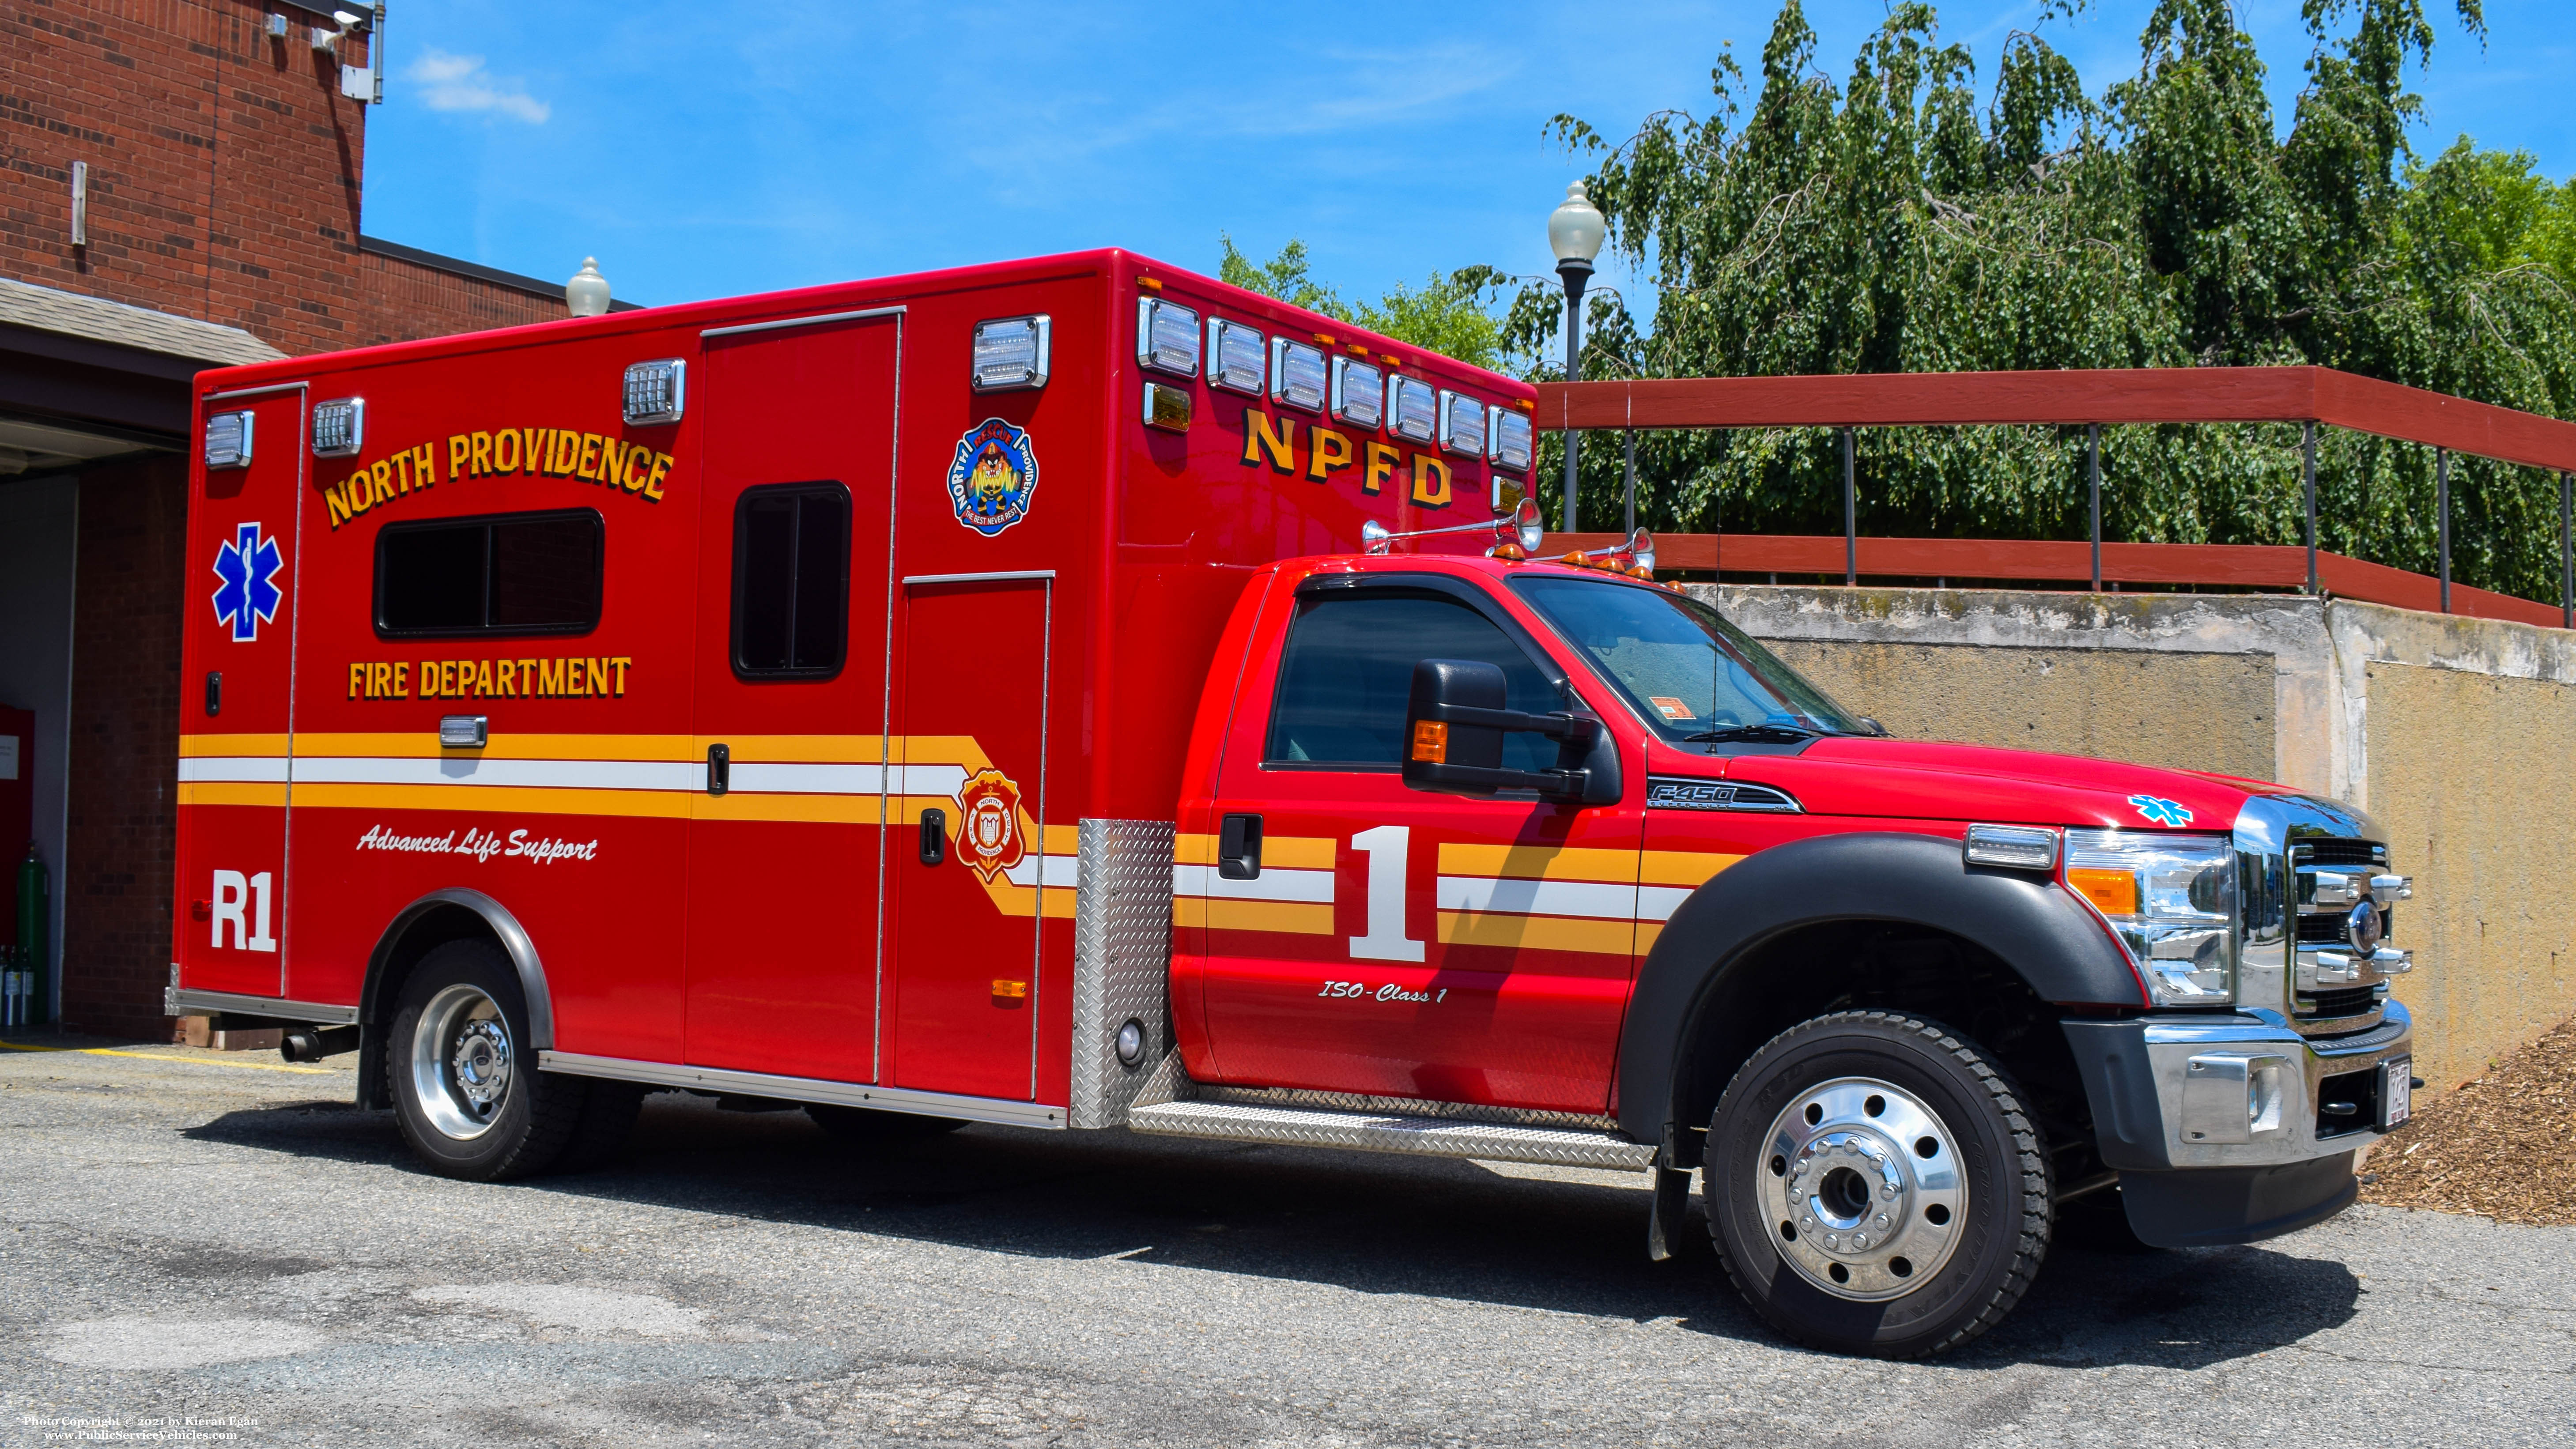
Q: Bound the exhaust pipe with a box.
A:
[280,1024,361,1063]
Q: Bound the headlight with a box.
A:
[2063,829,2235,1006]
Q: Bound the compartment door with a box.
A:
[885,574,1051,1100]
[174,387,306,999]
[684,313,898,1081]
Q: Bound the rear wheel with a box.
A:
[387,939,623,1180]
[1706,1010,2052,1358]
[804,1103,969,1143]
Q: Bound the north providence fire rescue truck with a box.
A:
[170,249,2421,1357]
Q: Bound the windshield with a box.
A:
[1510,575,1866,745]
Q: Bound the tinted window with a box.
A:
[375,509,602,637]
[733,483,850,677]
[1265,592,1561,770]
[1512,575,1861,741]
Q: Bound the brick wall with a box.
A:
[2,0,571,358]
[60,452,188,1039]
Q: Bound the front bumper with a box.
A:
[2062,1000,2412,1246]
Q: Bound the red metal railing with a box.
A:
[1535,366,2576,629]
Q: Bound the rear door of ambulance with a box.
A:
[175,384,306,998]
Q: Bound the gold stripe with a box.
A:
[1635,921,1662,954]
[1437,910,1635,955]
[1642,850,1743,887]
[698,734,888,763]
[291,782,690,819]
[1175,833,1215,865]
[1174,898,1336,936]
[1438,843,1638,883]
[1174,833,1334,868]
[176,781,287,808]
[178,733,289,757]
[694,793,881,825]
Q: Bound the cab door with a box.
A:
[1193,575,1644,1115]
[684,313,898,1081]
[174,386,305,998]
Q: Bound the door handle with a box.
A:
[706,742,729,795]
[1218,812,1262,879]
[204,670,221,717]
[920,808,946,866]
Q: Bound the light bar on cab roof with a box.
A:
[1388,375,1437,443]
[970,316,1050,392]
[1331,356,1383,428]
[311,397,364,457]
[1208,318,1265,395]
[1271,338,1326,411]
[1138,298,1200,378]
[1439,390,1485,458]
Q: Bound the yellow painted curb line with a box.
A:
[0,1040,330,1074]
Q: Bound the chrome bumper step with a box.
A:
[1125,1098,1654,1170]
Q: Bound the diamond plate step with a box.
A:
[1127,1098,1655,1170]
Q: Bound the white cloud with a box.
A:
[408,49,551,124]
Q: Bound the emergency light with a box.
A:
[622,359,686,424]
[1137,299,1201,377]
[311,397,364,457]
[1439,390,1485,458]
[1207,319,1264,395]
[970,317,1050,392]
[1488,407,1533,473]
[1330,357,1384,428]
[203,410,253,470]
[1270,339,1326,411]
[1143,381,1191,432]
[1388,376,1438,444]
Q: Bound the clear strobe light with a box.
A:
[1330,357,1384,428]
[1488,407,1533,472]
[1439,390,1485,457]
[204,410,253,470]
[970,316,1051,392]
[310,397,364,457]
[622,359,687,424]
[1138,298,1201,377]
[1388,376,1438,443]
[1208,318,1265,395]
[1271,339,1326,411]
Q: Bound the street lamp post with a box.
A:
[1548,182,1605,534]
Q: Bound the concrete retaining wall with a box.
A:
[1693,584,2576,1099]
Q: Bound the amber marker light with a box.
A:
[991,979,1030,1000]
[2066,866,2140,917]
[1411,720,1449,762]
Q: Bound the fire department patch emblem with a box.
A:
[955,768,1028,883]
[945,419,1040,536]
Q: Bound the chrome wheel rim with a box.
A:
[1757,1075,1967,1302]
[409,983,513,1141]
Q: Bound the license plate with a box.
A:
[2380,1057,2412,1128]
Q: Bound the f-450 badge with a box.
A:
[946,419,1039,536]
[955,768,1027,883]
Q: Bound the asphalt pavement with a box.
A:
[2,1036,2569,1447]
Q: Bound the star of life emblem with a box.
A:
[211,521,284,642]
[945,419,1040,536]
[2127,794,2195,828]
[955,768,1028,883]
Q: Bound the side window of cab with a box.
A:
[1265,590,1562,773]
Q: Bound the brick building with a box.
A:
[1,0,622,1035]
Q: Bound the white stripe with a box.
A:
[1171,863,1336,904]
[1003,853,1080,889]
[177,756,288,784]
[290,756,699,790]
[729,762,883,795]
[894,764,970,797]
[1636,886,1695,923]
[1436,875,1639,921]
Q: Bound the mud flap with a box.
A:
[1646,1158,1693,1261]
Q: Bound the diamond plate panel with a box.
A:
[1068,818,1177,1128]
[1128,1099,1655,1170]
[1194,1084,1617,1132]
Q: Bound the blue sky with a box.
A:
[363,1,2572,313]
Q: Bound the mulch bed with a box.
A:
[2359,1014,2576,1226]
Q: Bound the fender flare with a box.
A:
[1616,830,2142,1145]
[355,889,555,1109]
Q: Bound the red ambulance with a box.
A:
[171,249,2421,1357]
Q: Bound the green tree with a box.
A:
[1220,236,1513,371]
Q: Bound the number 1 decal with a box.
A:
[1347,825,1424,962]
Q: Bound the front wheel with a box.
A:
[1706,1011,2052,1358]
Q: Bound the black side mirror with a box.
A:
[1402,658,1609,802]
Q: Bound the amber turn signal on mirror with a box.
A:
[1411,720,1448,762]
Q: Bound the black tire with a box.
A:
[803,1103,969,1143]
[1705,1010,2052,1358]
[386,938,595,1181]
